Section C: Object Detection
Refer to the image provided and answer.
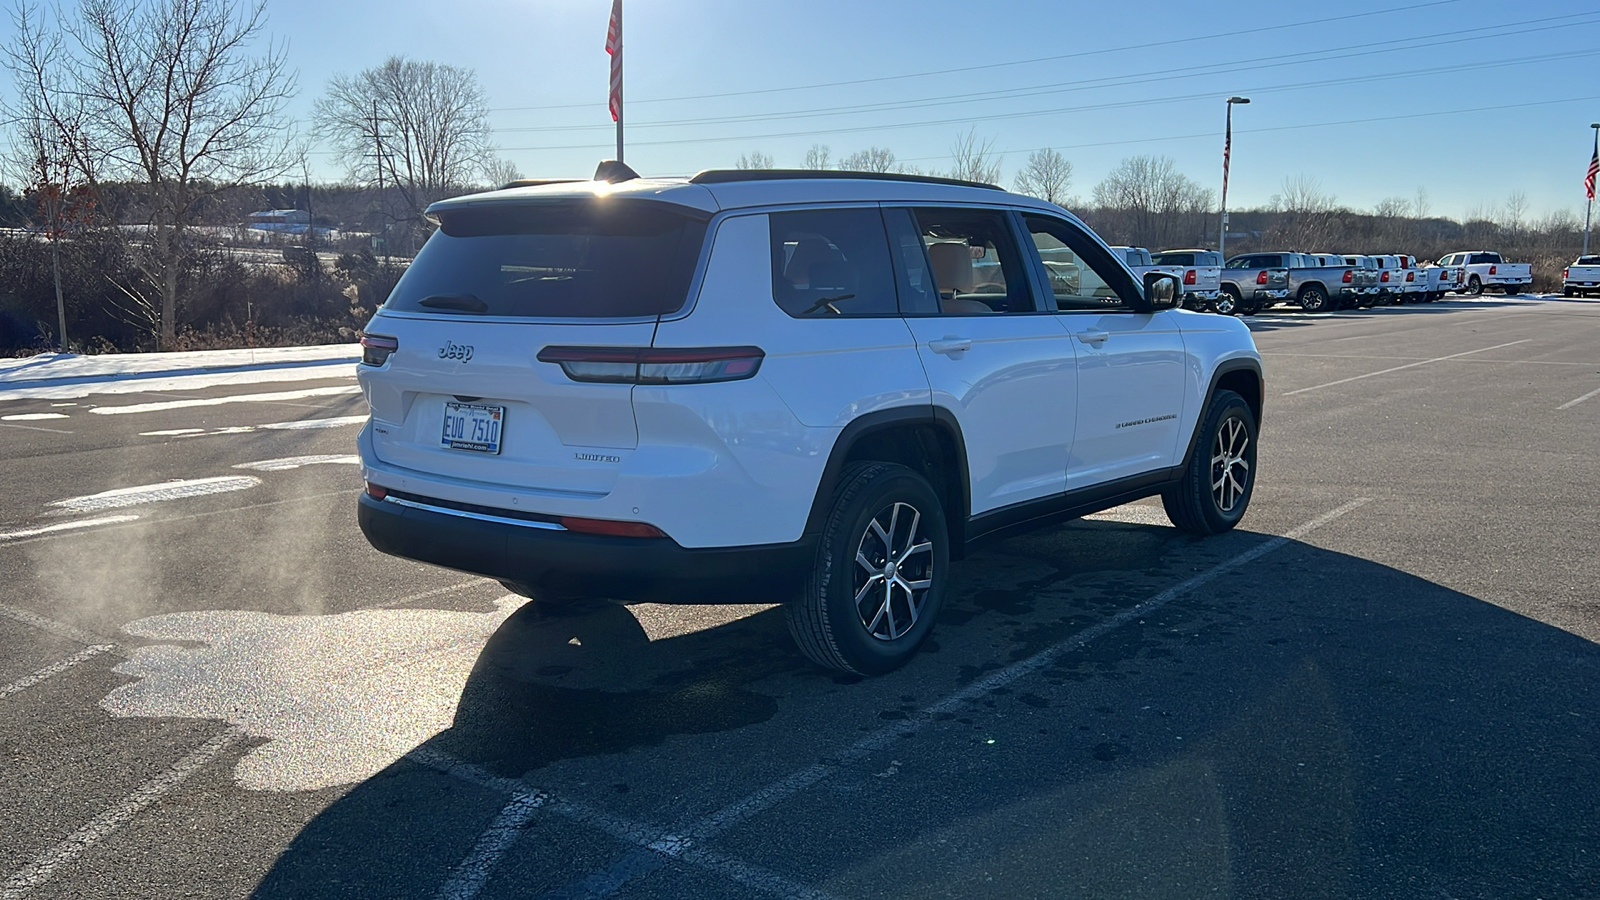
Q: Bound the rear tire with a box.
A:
[1298,286,1330,313]
[1466,276,1483,296]
[1237,293,1262,316]
[1162,390,1257,536]
[787,462,949,675]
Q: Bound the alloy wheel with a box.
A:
[853,502,935,641]
[1210,416,1251,513]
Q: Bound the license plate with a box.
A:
[441,402,505,454]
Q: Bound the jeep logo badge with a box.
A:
[439,341,474,361]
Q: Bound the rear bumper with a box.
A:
[358,492,814,603]
[1252,288,1291,300]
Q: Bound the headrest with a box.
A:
[928,242,974,292]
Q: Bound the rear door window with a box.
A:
[903,207,1041,315]
[384,200,709,318]
[769,208,898,317]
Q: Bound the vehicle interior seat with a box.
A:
[928,241,994,314]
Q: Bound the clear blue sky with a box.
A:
[6,0,1600,220]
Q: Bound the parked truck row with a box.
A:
[1109,245,1540,316]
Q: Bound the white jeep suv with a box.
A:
[355,165,1263,675]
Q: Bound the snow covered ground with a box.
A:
[0,345,360,402]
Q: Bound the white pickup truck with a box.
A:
[1417,260,1461,302]
[1563,255,1600,297]
[1151,248,1224,312]
[1436,251,1533,296]
[1111,247,1186,298]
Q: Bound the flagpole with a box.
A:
[615,1,624,163]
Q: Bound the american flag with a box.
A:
[606,0,623,123]
[1587,142,1598,201]
[1222,116,1233,200]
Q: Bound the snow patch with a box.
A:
[101,596,527,791]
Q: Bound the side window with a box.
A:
[905,207,1039,315]
[1022,215,1140,312]
[769,208,898,317]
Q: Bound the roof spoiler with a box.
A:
[593,160,641,183]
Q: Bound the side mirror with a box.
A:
[1141,273,1180,311]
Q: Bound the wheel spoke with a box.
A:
[855,573,884,605]
[900,577,932,591]
[898,540,933,564]
[856,550,881,577]
[899,509,921,557]
[864,594,889,635]
[869,517,891,548]
[881,581,896,637]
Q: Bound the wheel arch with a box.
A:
[1178,359,1263,470]
[804,407,972,559]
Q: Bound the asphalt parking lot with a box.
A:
[1,295,1597,900]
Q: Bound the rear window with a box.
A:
[1152,252,1193,266]
[383,200,709,318]
[1579,256,1600,265]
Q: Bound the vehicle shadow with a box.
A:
[251,525,1600,899]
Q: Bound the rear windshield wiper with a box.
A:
[418,293,489,314]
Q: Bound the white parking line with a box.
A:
[0,516,141,541]
[0,422,72,434]
[434,793,549,900]
[88,385,360,415]
[49,477,261,513]
[0,727,248,900]
[232,455,360,472]
[0,645,116,702]
[140,415,368,438]
[542,498,1372,900]
[1282,340,1530,395]
[1557,385,1600,410]
[0,604,119,647]
[2,413,69,421]
[0,489,360,548]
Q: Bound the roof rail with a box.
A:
[688,168,1005,191]
[501,178,584,189]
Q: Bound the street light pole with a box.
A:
[1219,96,1250,260]
[1585,123,1599,257]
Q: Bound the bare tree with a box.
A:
[1502,190,1529,241]
[1271,175,1337,214]
[734,150,773,170]
[838,146,898,173]
[482,156,521,188]
[1374,196,1411,219]
[803,144,830,170]
[314,56,491,247]
[17,117,96,349]
[1013,148,1073,205]
[1090,155,1214,248]
[6,0,297,350]
[948,127,1001,184]
[1413,186,1431,220]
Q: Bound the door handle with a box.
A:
[928,337,972,355]
[1073,329,1110,345]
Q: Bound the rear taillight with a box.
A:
[360,333,398,367]
[538,346,765,385]
[1256,270,1269,285]
[559,516,667,538]
[1342,270,1353,283]
[1184,269,1197,285]
[1564,267,1570,279]
[1489,264,1498,275]
[1381,271,1390,282]
[1407,271,1415,282]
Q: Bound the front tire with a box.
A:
[787,462,949,675]
[1162,390,1257,535]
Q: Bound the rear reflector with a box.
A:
[1184,269,1197,285]
[360,333,399,367]
[538,346,765,385]
[365,481,388,500]
[559,516,667,538]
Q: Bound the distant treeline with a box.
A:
[0,178,1588,355]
